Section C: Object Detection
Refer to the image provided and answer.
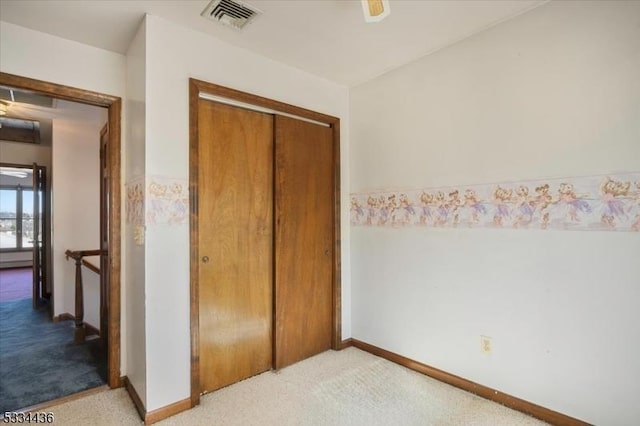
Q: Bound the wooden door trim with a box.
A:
[0,72,122,388]
[189,78,342,406]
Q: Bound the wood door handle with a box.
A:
[202,256,210,263]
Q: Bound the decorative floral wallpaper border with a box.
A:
[125,176,146,245]
[125,176,145,226]
[350,173,640,232]
[126,175,189,227]
[146,176,189,226]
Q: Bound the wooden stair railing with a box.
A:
[82,258,101,275]
[65,249,105,343]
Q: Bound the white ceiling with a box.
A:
[0,0,547,86]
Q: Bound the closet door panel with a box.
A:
[274,115,334,369]
[198,100,273,392]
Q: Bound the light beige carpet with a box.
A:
[48,348,547,425]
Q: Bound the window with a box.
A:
[0,187,34,250]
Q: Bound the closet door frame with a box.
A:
[188,78,342,407]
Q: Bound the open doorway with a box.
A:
[0,163,47,307]
[0,72,121,411]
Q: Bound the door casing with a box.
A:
[189,78,342,407]
[0,72,122,388]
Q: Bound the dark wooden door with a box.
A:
[31,163,46,307]
[197,100,274,393]
[99,124,109,347]
[274,115,334,369]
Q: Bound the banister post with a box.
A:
[66,248,103,344]
[74,256,85,344]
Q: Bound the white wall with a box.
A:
[0,20,128,373]
[350,2,640,425]
[81,256,100,329]
[0,142,51,170]
[143,14,350,410]
[52,114,104,319]
[0,22,125,100]
[124,18,147,406]
[0,252,31,269]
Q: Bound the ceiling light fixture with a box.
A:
[361,0,390,23]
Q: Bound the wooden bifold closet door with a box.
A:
[198,100,274,393]
[274,115,334,369]
[197,99,334,395]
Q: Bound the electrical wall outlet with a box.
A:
[480,335,492,354]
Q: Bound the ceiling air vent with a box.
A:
[201,0,262,30]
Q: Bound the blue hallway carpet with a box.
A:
[0,299,107,412]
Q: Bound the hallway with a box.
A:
[0,268,107,411]
[0,268,31,302]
